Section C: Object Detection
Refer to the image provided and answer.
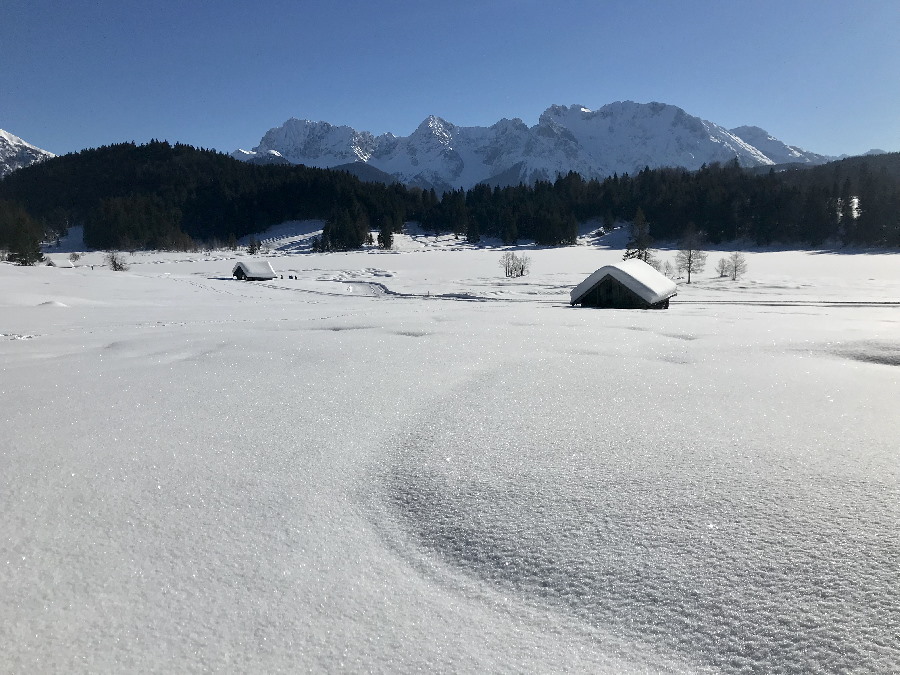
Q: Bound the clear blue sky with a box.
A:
[2,0,898,157]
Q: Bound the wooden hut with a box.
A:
[570,259,677,309]
[232,260,276,281]
[45,256,75,268]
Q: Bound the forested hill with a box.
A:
[0,141,414,250]
[1,141,899,254]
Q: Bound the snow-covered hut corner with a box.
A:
[570,259,677,309]
[45,256,75,268]
[232,260,277,281]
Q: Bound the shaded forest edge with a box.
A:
[1,141,899,259]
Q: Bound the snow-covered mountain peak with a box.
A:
[1,129,28,147]
[490,117,528,131]
[538,103,595,126]
[731,125,772,140]
[250,118,376,167]
[411,116,457,147]
[595,100,694,126]
[0,128,55,178]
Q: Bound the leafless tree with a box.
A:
[727,251,748,280]
[104,250,129,271]
[674,224,708,283]
[499,252,531,278]
[715,257,729,277]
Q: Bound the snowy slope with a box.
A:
[233,101,836,190]
[0,128,55,177]
[538,102,774,175]
[730,125,833,165]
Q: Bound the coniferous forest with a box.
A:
[1,140,899,259]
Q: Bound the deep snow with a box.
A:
[2,228,898,673]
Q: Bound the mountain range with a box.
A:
[2,101,886,189]
[232,101,839,191]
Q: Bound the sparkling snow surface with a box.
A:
[2,229,899,673]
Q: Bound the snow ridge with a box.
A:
[233,101,835,190]
[730,125,832,165]
[0,129,55,178]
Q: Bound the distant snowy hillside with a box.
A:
[0,129,55,178]
[240,119,382,167]
[234,101,835,190]
[729,125,832,165]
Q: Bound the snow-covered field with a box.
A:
[2,226,899,673]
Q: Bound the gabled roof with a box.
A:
[232,260,276,279]
[570,259,677,305]
[45,256,75,268]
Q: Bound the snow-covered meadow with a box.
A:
[2,225,899,673]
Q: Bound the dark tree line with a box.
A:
[0,199,44,264]
[1,140,899,257]
[423,157,899,247]
[0,141,415,252]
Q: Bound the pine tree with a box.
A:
[378,218,394,249]
[500,209,518,244]
[623,207,654,263]
[0,200,44,265]
[8,229,44,265]
[466,217,480,244]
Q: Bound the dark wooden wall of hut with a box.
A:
[574,275,670,309]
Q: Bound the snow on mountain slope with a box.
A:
[234,101,834,190]
[239,118,383,168]
[730,125,834,165]
[369,115,565,192]
[541,102,774,173]
[0,129,55,178]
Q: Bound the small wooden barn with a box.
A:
[570,259,677,309]
[45,256,75,268]
[232,260,276,281]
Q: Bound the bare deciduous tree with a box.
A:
[104,250,129,271]
[715,257,729,277]
[499,252,531,278]
[674,224,708,284]
[727,251,748,280]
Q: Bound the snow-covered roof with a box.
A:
[45,256,75,268]
[232,260,276,279]
[570,259,677,306]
